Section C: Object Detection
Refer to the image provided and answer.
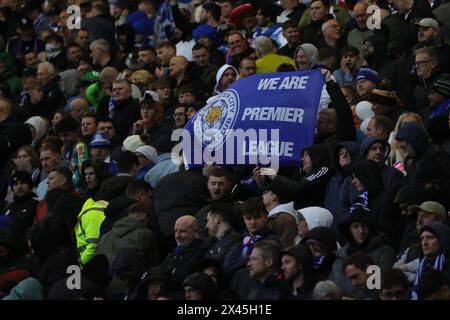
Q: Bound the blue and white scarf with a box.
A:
[411,254,445,300]
[349,191,370,213]
[108,97,117,119]
[241,235,262,258]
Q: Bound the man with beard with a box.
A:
[362,34,400,90]
[196,168,244,239]
[155,42,176,79]
[278,20,301,59]
[137,45,157,74]
[281,246,316,299]
[414,18,450,73]
[212,64,239,95]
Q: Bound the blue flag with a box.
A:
[180,70,325,169]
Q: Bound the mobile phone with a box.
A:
[393,161,405,173]
[260,167,277,176]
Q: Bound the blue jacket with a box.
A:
[144,153,179,188]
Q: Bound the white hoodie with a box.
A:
[213,64,239,95]
[296,206,334,230]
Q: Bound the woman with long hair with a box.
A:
[132,93,168,146]
[388,112,426,167]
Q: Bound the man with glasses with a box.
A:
[319,19,343,52]
[414,47,442,116]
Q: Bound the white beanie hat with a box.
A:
[122,135,145,152]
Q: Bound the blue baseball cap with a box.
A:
[356,68,380,84]
[90,132,111,148]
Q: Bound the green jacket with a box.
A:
[75,198,108,267]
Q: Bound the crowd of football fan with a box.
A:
[0,0,450,300]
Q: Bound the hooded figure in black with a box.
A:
[300,226,337,282]
[330,207,396,299]
[29,215,78,294]
[128,266,169,300]
[271,144,334,210]
[349,160,386,225]
[2,171,38,242]
[396,122,450,210]
[338,138,404,240]
[281,245,315,300]
[325,141,361,235]
[47,254,112,300]
[396,122,450,182]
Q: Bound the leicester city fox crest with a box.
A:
[193,89,240,149]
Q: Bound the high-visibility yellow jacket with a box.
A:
[75,198,108,267]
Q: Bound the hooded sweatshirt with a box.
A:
[25,116,48,148]
[213,64,239,95]
[395,122,450,185]
[297,206,334,231]
[293,43,318,71]
[267,201,298,248]
[357,137,404,189]
[2,277,44,300]
[273,144,334,209]
[325,141,361,219]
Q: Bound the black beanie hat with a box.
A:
[11,170,33,189]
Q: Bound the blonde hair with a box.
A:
[388,112,426,166]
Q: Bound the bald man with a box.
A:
[158,215,208,291]
[169,56,189,87]
[174,215,199,247]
